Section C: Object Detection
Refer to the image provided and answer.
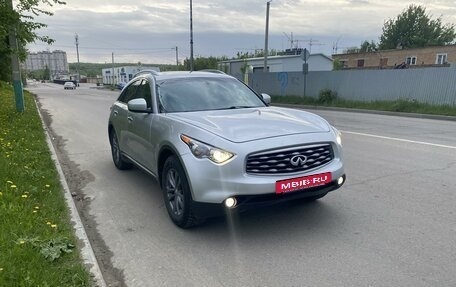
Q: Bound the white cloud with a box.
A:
[25,0,456,63]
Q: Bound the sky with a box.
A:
[25,0,456,65]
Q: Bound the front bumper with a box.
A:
[179,132,345,204]
[191,174,346,217]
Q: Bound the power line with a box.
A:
[30,42,176,51]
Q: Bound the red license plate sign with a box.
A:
[275,172,332,194]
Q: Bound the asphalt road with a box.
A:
[27,82,456,287]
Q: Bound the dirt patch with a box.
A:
[37,98,127,287]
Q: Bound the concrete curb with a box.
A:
[34,98,107,287]
[273,103,456,122]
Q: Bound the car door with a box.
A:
[127,79,157,173]
[111,79,141,157]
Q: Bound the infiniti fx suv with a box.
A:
[108,70,345,228]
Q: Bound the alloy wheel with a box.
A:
[165,168,185,217]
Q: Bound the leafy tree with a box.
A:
[333,59,344,70]
[343,46,360,54]
[360,40,377,52]
[43,65,50,80]
[0,0,65,81]
[379,5,456,50]
[182,56,228,71]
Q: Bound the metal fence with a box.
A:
[248,67,456,106]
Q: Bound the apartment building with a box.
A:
[23,50,69,76]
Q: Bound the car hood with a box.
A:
[168,107,331,143]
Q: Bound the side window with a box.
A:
[137,80,153,111]
[118,80,141,103]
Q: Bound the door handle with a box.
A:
[127,116,133,122]
[113,110,118,116]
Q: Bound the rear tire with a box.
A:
[109,130,132,170]
[162,156,203,228]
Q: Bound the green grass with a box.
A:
[0,83,92,286]
[272,95,456,117]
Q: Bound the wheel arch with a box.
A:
[158,145,192,194]
[108,123,115,144]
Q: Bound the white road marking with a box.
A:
[341,130,456,150]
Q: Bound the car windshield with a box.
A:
[156,77,266,113]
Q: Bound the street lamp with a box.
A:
[263,0,272,72]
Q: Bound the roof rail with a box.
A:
[134,69,160,77]
[198,69,226,74]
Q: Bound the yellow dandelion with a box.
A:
[45,184,50,188]
[34,206,39,210]
[46,222,51,225]
[11,185,17,188]
[19,240,25,244]
[0,267,3,271]
[32,210,37,213]
[21,194,28,198]
[6,180,13,184]
[51,224,57,228]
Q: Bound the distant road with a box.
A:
[28,82,456,287]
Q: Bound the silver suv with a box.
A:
[108,70,345,228]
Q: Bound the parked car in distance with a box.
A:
[63,82,76,90]
[116,82,126,90]
[108,70,346,228]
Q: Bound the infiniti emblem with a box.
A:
[290,155,308,167]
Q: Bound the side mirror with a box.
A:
[128,98,148,113]
[261,93,271,105]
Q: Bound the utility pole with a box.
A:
[8,0,25,112]
[175,46,179,69]
[111,52,115,85]
[75,34,80,84]
[263,0,272,72]
[189,0,194,71]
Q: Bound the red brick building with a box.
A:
[332,45,456,69]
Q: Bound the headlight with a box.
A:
[180,134,235,164]
[332,126,342,145]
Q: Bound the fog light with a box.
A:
[338,176,344,185]
[224,197,237,208]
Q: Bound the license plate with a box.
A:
[275,172,332,194]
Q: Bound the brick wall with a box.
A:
[333,45,456,69]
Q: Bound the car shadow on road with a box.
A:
[184,197,346,242]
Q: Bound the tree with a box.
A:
[333,59,344,70]
[379,5,456,50]
[181,56,228,71]
[0,0,65,81]
[360,40,377,52]
[342,41,377,54]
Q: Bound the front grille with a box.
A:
[246,144,334,174]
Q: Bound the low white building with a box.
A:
[219,54,333,80]
[102,66,160,85]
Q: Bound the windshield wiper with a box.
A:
[215,106,257,110]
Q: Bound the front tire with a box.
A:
[109,130,132,170]
[162,156,202,228]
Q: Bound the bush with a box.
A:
[318,89,338,103]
